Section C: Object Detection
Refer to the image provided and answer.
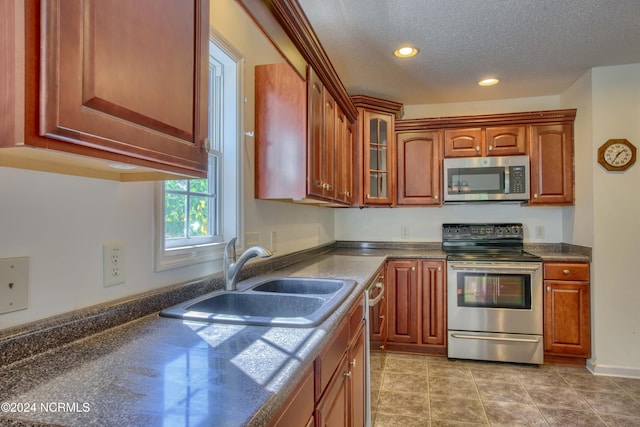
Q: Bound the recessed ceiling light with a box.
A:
[478,78,500,86]
[393,46,419,58]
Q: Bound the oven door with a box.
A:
[447,261,542,335]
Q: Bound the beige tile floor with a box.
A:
[370,352,640,427]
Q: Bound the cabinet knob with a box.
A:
[547,286,551,292]
[411,267,416,271]
[350,358,357,368]
[380,345,385,350]
[343,371,352,378]
[366,194,371,199]
[533,193,539,199]
[434,195,439,200]
[563,269,570,275]
[379,315,385,320]
[204,138,211,153]
[488,145,493,151]
[476,146,480,151]
[438,267,442,272]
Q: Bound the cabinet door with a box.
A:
[419,260,447,346]
[397,131,442,205]
[315,354,349,427]
[335,109,354,204]
[269,368,314,427]
[307,68,326,198]
[443,128,483,157]
[322,88,337,199]
[529,123,574,205]
[544,281,591,356]
[386,260,419,343]
[362,110,395,205]
[485,126,527,156]
[38,0,209,177]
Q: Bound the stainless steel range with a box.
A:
[443,223,543,364]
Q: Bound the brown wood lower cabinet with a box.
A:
[314,295,366,427]
[270,295,366,426]
[386,259,447,355]
[544,262,591,363]
[268,368,314,427]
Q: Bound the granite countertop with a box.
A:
[0,242,590,426]
[0,253,385,427]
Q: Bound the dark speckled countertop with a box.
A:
[0,253,386,427]
[0,242,590,426]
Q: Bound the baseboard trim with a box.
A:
[587,359,640,378]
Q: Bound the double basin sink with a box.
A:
[160,277,356,328]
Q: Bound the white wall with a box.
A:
[336,95,569,244]
[588,64,640,376]
[0,0,334,330]
[560,70,594,247]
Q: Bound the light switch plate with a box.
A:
[0,257,29,314]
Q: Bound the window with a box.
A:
[155,33,243,271]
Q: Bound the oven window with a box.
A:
[448,167,505,194]
[456,273,531,309]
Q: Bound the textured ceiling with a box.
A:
[296,0,640,105]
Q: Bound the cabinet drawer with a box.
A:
[544,263,589,281]
[314,317,349,400]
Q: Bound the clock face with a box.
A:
[598,139,636,171]
[604,143,633,167]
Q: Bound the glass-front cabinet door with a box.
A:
[363,110,394,205]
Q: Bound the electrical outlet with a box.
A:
[401,226,410,240]
[103,242,125,287]
[270,231,277,252]
[0,257,29,314]
[535,225,546,239]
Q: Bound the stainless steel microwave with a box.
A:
[443,155,530,203]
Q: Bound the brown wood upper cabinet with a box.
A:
[529,123,574,205]
[444,126,527,157]
[255,62,353,205]
[397,131,442,205]
[2,0,210,181]
[352,96,403,207]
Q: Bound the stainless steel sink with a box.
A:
[160,277,356,327]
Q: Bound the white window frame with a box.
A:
[154,31,244,272]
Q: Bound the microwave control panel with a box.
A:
[509,166,526,194]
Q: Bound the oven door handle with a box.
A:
[367,282,384,307]
[447,262,541,273]
[450,333,541,344]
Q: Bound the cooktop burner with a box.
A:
[442,223,541,262]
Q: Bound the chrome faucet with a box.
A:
[223,237,273,291]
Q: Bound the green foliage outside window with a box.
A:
[165,179,211,239]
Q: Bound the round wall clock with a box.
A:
[598,139,636,171]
